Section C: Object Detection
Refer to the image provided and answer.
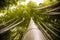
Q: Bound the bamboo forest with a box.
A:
[0,0,60,40]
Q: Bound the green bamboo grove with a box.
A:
[0,0,60,40]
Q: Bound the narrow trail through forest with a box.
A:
[22,18,48,40]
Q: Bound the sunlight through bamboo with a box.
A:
[36,21,53,40]
[0,17,18,26]
[47,23,60,33]
[0,18,25,34]
[40,20,60,39]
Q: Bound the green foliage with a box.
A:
[0,0,60,40]
[0,0,18,9]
